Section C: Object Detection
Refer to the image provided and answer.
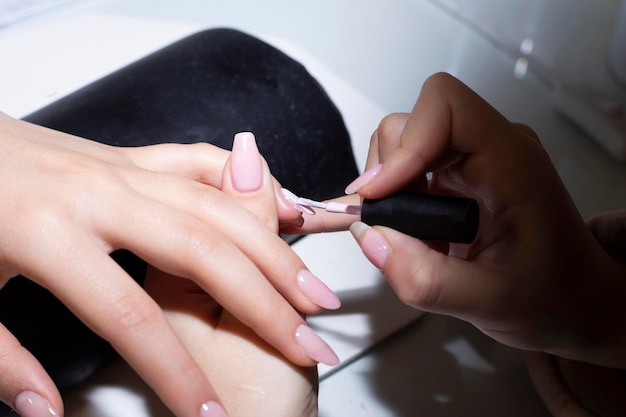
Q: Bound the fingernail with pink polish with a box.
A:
[295,324,340,366]
[200,401,229,417]
[350,221,390,270]
[345,164,382,195]
[281,188,315,215]
[297,269,341,310]
[231,132,263,192]
[14,391,58,417]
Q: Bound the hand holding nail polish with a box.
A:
[311,73,626,384]
[288,190,479,244]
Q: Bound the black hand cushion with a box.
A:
[0,28,357,415]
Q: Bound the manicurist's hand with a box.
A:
[293,73,626,370]
[0,114,336,417]
[145,132,336,417]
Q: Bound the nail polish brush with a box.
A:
[296,192,479,244]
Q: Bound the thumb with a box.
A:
[348,221,486,317]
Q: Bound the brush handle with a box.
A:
[361,192,479,243]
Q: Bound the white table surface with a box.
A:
[2,1,626,416]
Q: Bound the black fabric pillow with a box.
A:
[0,28,358,415]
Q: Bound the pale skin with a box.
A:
[289,72,626,373]
[0,112,327,417]
[145,145,318,416]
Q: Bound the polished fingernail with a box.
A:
[297,269,341,310]
[350,221,390,270]
[295,324,340,366]
[344,164,382,194]
[231,132,263,192]
[280,188,315,215]
[14,391,58,417]
[200,401,229,417]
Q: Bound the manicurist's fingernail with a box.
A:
[295,324,340,366]
[344,164,382,195]
[14,391,58,417]
[350,221,390,270]
[231,132,263,192]
[200,401,229,417]
[297,269,341,310]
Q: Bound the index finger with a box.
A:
[281,194,361,234]
[118,143,303,227]
[357,72,515,199]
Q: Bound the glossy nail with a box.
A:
[344,164,382,195]
[297,269,341,310]
[281,188,315,215]
[350,221,390,270]
[200,401,229,417]
[14,391,58,417]
[231,132,263,192]
[295,324,340,366]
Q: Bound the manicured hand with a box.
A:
[145,132,335,416]
[0,114,335,417]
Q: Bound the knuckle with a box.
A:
[0,207,71,280]
[377,113,408,142]
[170,225,224,278]
[424,71,456,89]
[12,206,68,248]
[194,187,228,217]
[188,142,217,153]
[244,294,283,331]
[395,260,442,310]
[185,228,221,261]
[110,292,162,332]
[513,122,540,142]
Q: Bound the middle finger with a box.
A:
[101,183,331,367]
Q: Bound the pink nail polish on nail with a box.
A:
[14,391,58,417]
[281,188,316,215]
[297,269,341,310]
[295,324,340,366]
[345,164,382,195]
[350,221,390,270]
[200,401,229,417]
[231,132,263,192]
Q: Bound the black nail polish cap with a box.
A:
[361,192,479,243]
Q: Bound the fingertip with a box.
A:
[231,132,263,193]
[349,222,391,271]
[0,327,64,417]
[200,400,229,417]
[276,187,307,222]
[297,269,341,310]
[13,390,61,417]
[294,324,340,367]
[349,221,369,239]
[344,164,382,195]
